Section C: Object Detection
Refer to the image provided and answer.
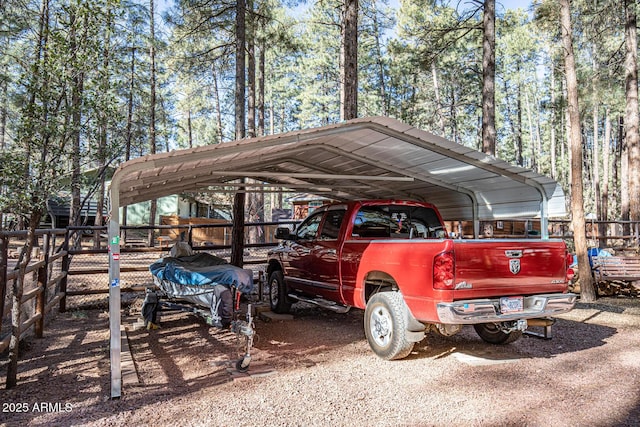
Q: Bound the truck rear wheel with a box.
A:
[268,270,291,314]
[473,323,522,344]
[364,292,414,360]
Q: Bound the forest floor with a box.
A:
[1,295,640,427]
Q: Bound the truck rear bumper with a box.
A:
[436,293,577,324]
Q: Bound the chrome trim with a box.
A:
[436,293,577,324]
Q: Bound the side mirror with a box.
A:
[275,227,292,240]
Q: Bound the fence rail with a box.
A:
[0,229,68,354]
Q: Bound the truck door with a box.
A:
[309,207,347,301]
[285,207,347,301]
[286,210,324,294]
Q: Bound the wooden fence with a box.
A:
[0,229,69,354]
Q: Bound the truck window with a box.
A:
[352,205,445,239]
[295,211,324,240]
[319,209,346,240]
[352,206,392,238]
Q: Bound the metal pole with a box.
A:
[108,186,122,399]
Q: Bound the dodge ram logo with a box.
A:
[509,259,521,275]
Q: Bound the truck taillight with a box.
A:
[566,253,575,282]
[433,251,455,289]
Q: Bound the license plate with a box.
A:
[500,296,523,313]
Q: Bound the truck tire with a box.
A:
[268,270,291,314]
[364,292,415,360]
[473,323,522,344]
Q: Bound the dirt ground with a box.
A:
[1,295,640,427]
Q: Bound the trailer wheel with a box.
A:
[268,270,291,314]
[364,292,414,360]
[473,323,522,344]
[236,357,250,373]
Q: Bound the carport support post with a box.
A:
[231,189,246,267]
[108,198,122,399]
[540,198,549,239]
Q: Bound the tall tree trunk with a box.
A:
[563,82,570,185]
[69,5,83,229]
[235,1,246,141]
[94,3,112,249]
[187,109,193,148]
[148,0,157,246]
[258,42,265,137]
[212,62,223,143]
[257,28,266,238]
[593,103,601,245]
[450,86,458,143]
[534,92,542,172]
[624,0,640,241]
[372,2,388,117]
[600,108,610,244]
[620,115,630,236]
[232,0,246,267]
[592,52,601,241]
[340,0,358,121]
[550,65,557,178]
[525,91,536,169]
[516,63,523,166]
[432,63,444,133]
[247,0,256,139]
[0,78,6,149]
[560,0,595,302]
[481,0,496,156]
[122,46,136,240]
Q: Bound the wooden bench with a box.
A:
[592,256,640,283]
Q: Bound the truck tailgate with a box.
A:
[451,239,569,299]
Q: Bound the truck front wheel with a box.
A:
[364,292,415,360]
[268,270,291,314]
[473,323,522,344]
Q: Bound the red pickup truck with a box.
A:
[267,200,576,360]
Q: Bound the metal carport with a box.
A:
[107,116,567,397]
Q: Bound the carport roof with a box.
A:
[108,116,566,221]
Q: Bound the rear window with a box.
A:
[352,205,445,239]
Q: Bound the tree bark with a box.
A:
[148,0,157,246]
[69,5,83,229]
[247,0,255,139]
[212,62,223,143]
[481,0,496,156]
[94,4,112,249]
[232,0,246,268]
[432,63,444,134]
[560,0,595,302]
[340,0,358,121]
[550,65,557,178]
[0,78,6,149]
[372,2,388,117]
[600,108,611,244]
[624,0,640,235]
[258,41,265,137]
[620,115,630,236]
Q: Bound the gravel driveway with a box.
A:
[2,296,640,426]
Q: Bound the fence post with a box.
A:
[35,234,49,338]
[0,235,8,333]
[59,229,70,313]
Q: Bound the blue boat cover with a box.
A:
[149,252,254,294]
